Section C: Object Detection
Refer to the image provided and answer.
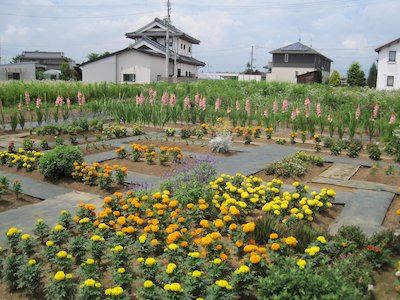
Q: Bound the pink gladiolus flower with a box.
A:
[67,97,71,108]
[373,103,379,119]
[273,99,278,114]
[184,96,191,110]
[149,89,156,106]
[245,98,251,117]
[77,91,83,106]
[389,114,396,125]
[291,110,296,121]
[199,97,206,110]
[327,114,333,123]
[235,100,240,111]
[215,98,221,112]
[55,96,64,106]
[161,92,169,106]
[36,97,42,109]
[25,92,30,106]
[355,105,361,120]
[136,93,144,106]
[316,102,321,118]
[304,98,311,118]
[169,94,176,107]
[282,99,289,113]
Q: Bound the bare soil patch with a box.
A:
[382,195,400,231]
[0,190,41,213]
[351,166,400,187]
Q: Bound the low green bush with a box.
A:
[39,146,83,179]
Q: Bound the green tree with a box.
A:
[329,70,341,87]
[367,62,377,88]
[86,51,111,62]
[347,62,366,86]
[10,54,22,63]
[60,61,71,80]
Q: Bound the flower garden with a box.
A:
[0,80,399,299]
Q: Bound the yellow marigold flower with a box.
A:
[90,235,103,242]
[191,270,203,277]
[85,278,96,287]
[145,257,157,266]
[169,282,183,292]
[53,224,64,231]
[327,189,336,197]
[111,286,123,296]
[37,218,43,223]
[242,222,256,233]
[54,271,66,281]
[137,257,144,263]
[21,233,30,240]
[317,236,327,244]
[143,280,154,288]
[297,259,307,269]
[46,240,54,247]
[86,258,95,265]
[105,288,113,295]
[117,268,125,274]
[28,259,36,265]
[139,234,147,244]
[284,236,298,247]
[213,258,222,264]
[215,280,232,290]
[6,227,18,236]
[112,245,123,252]
[56,250,68,258]
[188,252,200,258]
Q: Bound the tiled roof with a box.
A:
[270,42,332,61]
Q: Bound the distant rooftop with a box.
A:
[22,51,66,59]
[270,42,332,61]
[375,37,400,52]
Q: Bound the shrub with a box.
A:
[330,143,342,155]
[132,123,144,136]
[209,132,232,153]
[39,146,84,179]
[257,263,365,300]
[368,144,381,160]
[337,225,367,249]
[323,137,334,148]
[368,229,400,255]
[180,128,192,139]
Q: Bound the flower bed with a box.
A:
[1,171,398,299]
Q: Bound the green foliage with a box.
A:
[367,62,377,88]
[329,70,341,87]
[265,152,324,178]
[368,229,400,255]
[257,263,366,300]
[368,144,381,160]
[60,62,73,81]
[39,146,84,179]
[337,225,367,248]
[347,62,366,87]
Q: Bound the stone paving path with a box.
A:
[0,130,398,248]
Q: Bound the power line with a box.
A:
[0,10,160,19]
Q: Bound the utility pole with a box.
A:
[165,0,171,79]
[250,46,254,71]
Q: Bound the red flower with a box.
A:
[375,247,382,253]
[367,245,374,251]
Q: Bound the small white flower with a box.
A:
[367,284,374,291]
[395,271,400,277]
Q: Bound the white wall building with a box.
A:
[375,38,400,90]
[0,62,37,81]
[81,18,205,84]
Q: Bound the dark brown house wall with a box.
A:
[272,53,331,72]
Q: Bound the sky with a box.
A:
[0,0,399,76]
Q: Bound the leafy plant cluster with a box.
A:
[36,118,102,136]
[265,151,324,178]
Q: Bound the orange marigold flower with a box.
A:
[250,254,261,264]
[271,243,281,251]
[269,233,279,240]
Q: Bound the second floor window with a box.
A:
[284,54,289,63]
[389,51,396,62]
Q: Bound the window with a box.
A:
[188,46,191,53]
[387,76,394,87]
[183,44,186,50]
[284,54,289,63]
[123,74,135,82]
[7,73,20,80]
[389,51,396,62]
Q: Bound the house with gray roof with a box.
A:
[80,18,205,84]
[266,42,332,83]
[375,37,400,90]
